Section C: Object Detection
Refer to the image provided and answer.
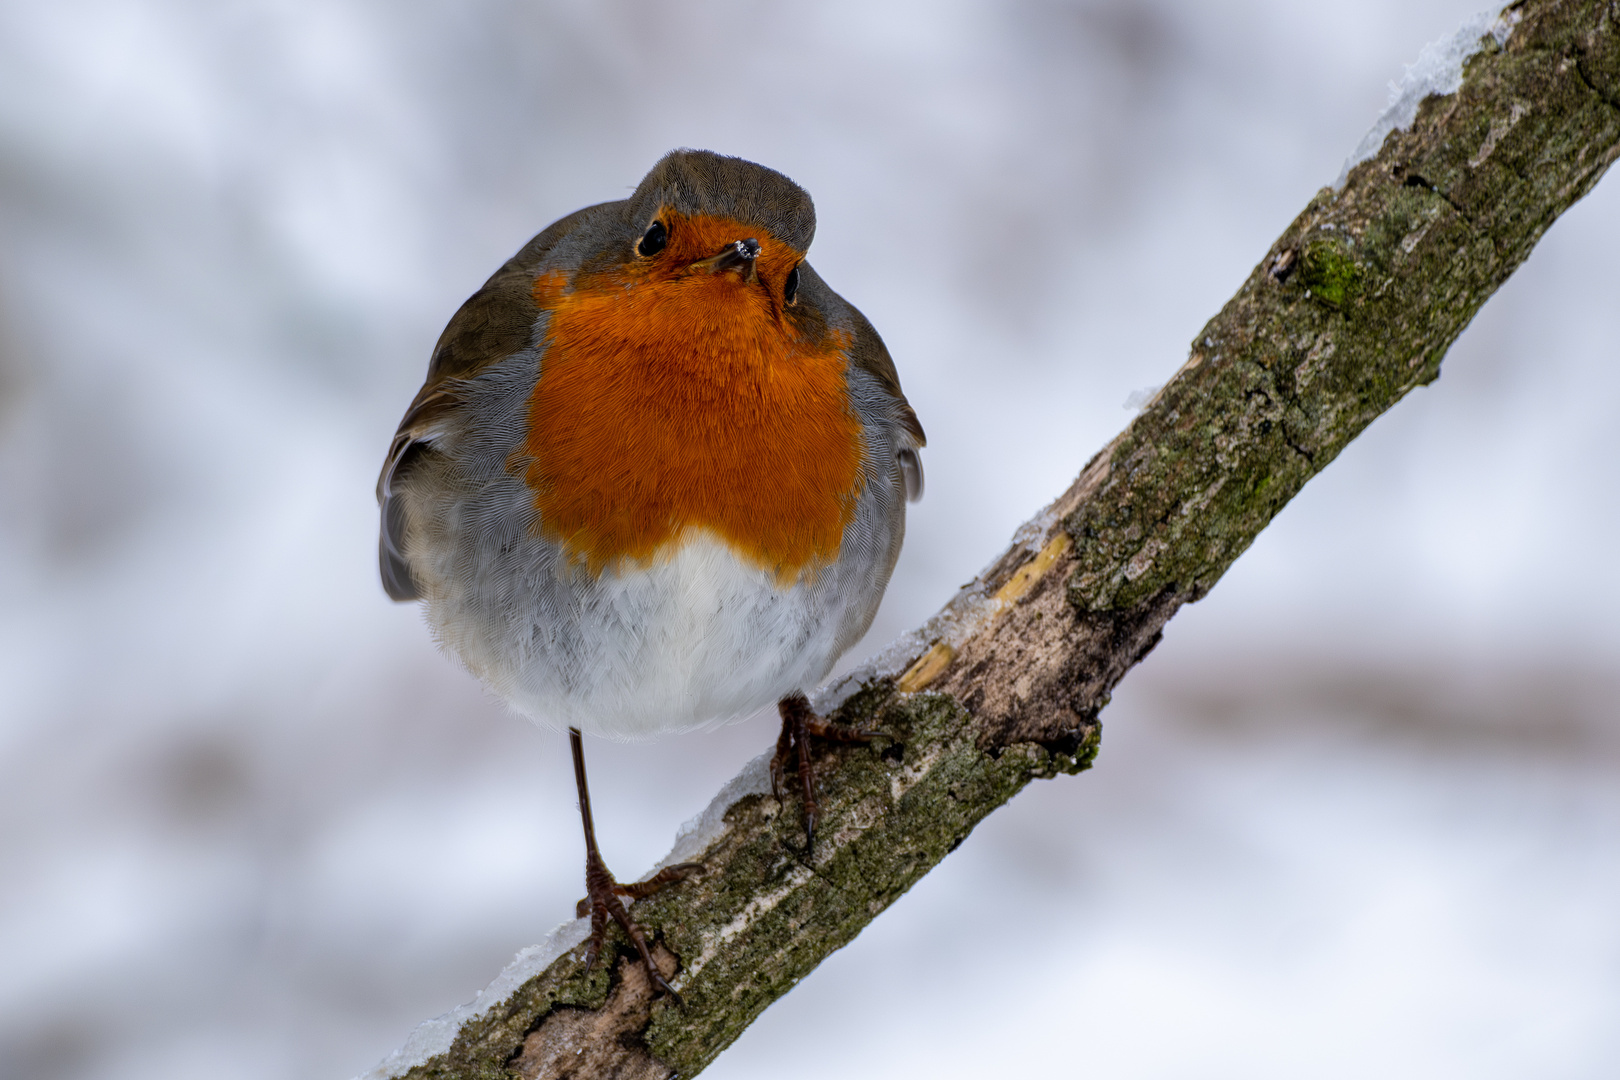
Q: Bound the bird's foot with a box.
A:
[770,691,880,851]
[576,855,702,1002]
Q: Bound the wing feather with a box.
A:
[373,200,627,601]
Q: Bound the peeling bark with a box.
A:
[509,950,677,1080]
[372,2,1620,1076]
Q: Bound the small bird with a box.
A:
[377,150,924,997]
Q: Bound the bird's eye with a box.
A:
[784,264,801,305]
[637,220,667,257]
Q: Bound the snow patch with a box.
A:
[358,919,590,1080]
[1333,7,1519,190]
[1123,385,1163,412]
[655,749,776,871]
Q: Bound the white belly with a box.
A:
[425,531,850,740]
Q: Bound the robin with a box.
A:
[376,149,924,998]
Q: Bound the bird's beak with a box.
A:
[693,238,761,282]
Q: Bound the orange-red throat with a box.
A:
[522,211,865,580]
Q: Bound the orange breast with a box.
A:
[522,222,864,580]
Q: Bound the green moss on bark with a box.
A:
[1298,238,1365,307]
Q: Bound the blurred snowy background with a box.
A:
[2,1,1618,1077]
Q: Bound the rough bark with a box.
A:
[372,1,1620,1076]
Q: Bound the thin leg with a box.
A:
[569,727,699,1001]
[770,693,879,852]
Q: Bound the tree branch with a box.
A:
[366,2,1620,1076]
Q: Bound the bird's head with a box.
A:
[545,150,819,328]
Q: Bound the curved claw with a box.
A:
[775,692,880,855]
[649,968,683,1007]
[576,854,695,1002]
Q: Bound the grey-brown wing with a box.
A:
[376,390,453,602]
[375,199,629,601]
[841,291,926,504]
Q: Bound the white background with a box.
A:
[2,2,1617,1077]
